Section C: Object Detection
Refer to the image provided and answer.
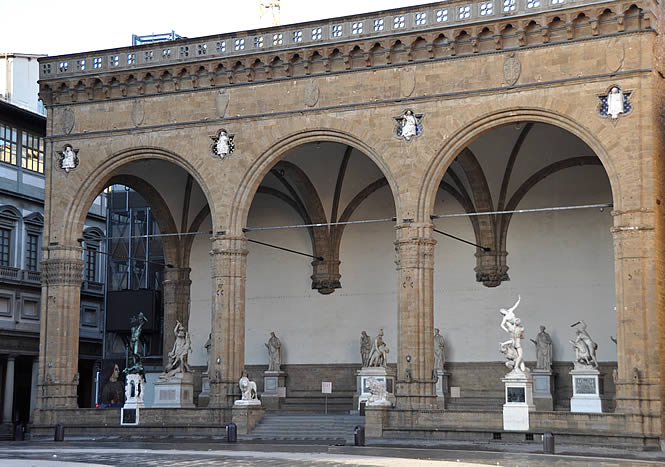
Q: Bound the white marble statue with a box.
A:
[607,87,624,119]
[434,328,446,371]
[570,321,598,369]
[401,110,418,140]
[530,325,553,371]
[360,330,372,368]
[367,328,389,368]
[499,296,527,375]
[161,320,191,379]
[239,371,258,401]
[60,145,78,172]
[216,130,230,156]
[366,377,391,406]
[265,331,282,372]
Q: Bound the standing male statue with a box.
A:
[266,331,282,372]
[368,329,389,368]
[360,331,372,367]
[434,328,446,371]
[530,325,553,371]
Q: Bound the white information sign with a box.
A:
[322,382,332,394]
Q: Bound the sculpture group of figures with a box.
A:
[360,329,391,368]
[497,295,600,376]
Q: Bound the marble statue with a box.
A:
[239,371,258,401]
[434,328,446,370]
[499,296,527,375]
[530,325,553,371]
[366,377,391,406]
[360,331,372,367]
[607,87,624,119]
[100,363,124,405]
[265,331,282,372]
[570,321,598,369]
[161,320,192,378]
[60,145,78,172]
[367,328,389,368]
[401,110,418,140]
[211,129,235,158]
[124,312,148,375]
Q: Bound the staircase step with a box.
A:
[246,414,364,441]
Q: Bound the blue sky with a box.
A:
[2,0,427,56]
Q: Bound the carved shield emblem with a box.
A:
[132,100,145,127]
[304,79,319,108]
[216,90,230,118]
[61,107,75,135]
[503,54,521,86]
[399,67,416,97]
[605,40,624,73]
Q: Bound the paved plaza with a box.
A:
[0,441,664,466]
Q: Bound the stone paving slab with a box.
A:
[0,443,663,466]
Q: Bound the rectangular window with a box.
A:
[0,124,17,165]
[25,234,39,272]
[0,228,11,267]
[21,132,44,173]
[86,247,97,282]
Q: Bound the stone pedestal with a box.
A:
[570,368,602,413]
[354,367,396,411]
[152,372,195,408]
[532,369,554,411]
[502,372,535,431]
[198,372,210,407]
[435,369,449,409]
[121,373,145,425]
[232,405,265,435]
[261,370,286,410]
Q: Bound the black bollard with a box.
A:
[14,424,24,441]
[354,425,365,446]
[543,431,555,454]
[54,423,64,442]
[226,423,237,443]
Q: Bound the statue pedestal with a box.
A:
[532,369,554,411]
[232,405,265,435]
[435,369,449,409]
[153,372,195,408]
[570,368,602,413]
[355,367,396,411]
[198,372,210,407]
[121,373,145,425]
[261,370,286,410]
[502,371,535,431]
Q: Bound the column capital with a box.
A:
[211,235,248,257]
[394,222,436,271]
[41,258,84,287]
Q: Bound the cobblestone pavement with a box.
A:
[0,445,662,466]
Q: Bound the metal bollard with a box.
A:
[543,432,555,454]
[54,423,65,442]
[14,424,24,441]
[354,425,365,446]
[226,423,237,443]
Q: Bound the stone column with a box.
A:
[29,358,38,422]
[611,209,659,421]
[162,267,192,366]
[37,250,84,409]
[394,222,437,409]
[2,356,15,423]
[208,235,248,408]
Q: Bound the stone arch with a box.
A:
[418,108,619,222]
[229,129,401,235]
[64,146,216,249]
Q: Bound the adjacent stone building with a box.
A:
[34,0,665,446]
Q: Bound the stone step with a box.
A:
[246,414,364,441]
[276,395,354,414]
